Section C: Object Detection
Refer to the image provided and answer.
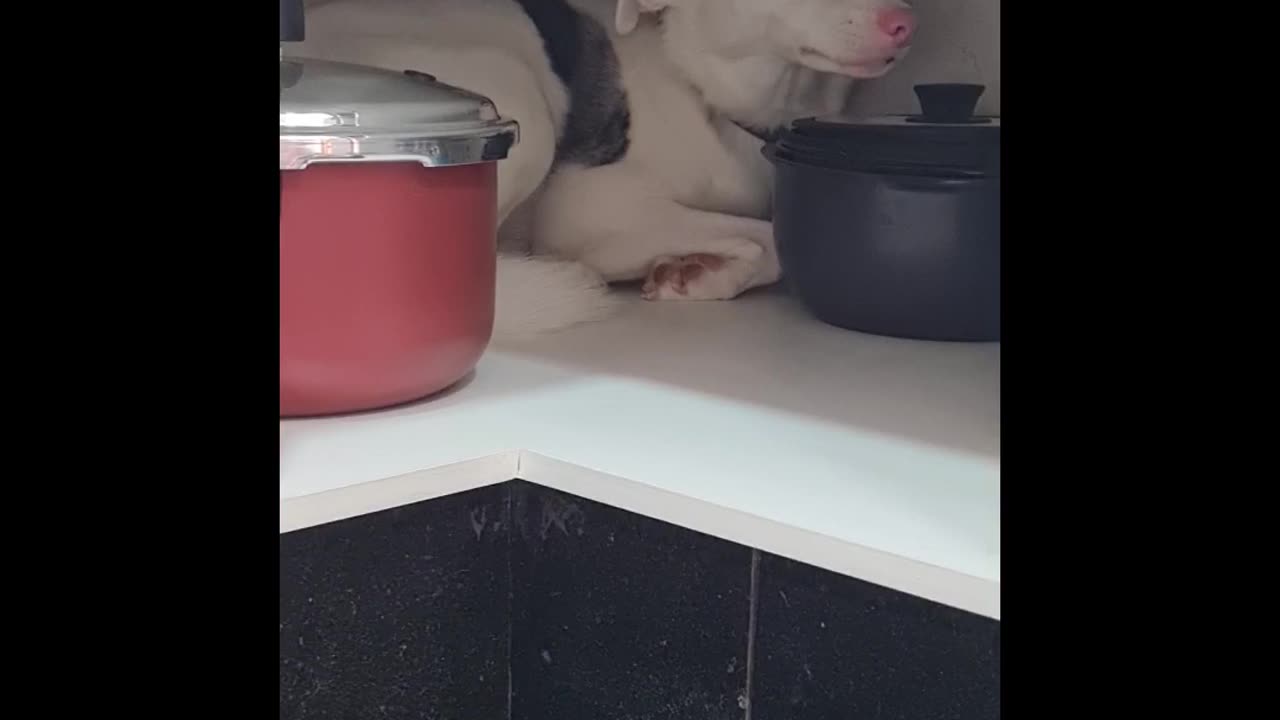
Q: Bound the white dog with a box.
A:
[293,0,915,338]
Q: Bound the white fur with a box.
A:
[492,255,620,342]
[293,0,912,338]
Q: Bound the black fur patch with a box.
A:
[515,0,632,166]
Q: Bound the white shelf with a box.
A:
[280,289,1000,618]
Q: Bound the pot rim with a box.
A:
[280,124,518,170]
[762,143,998,182]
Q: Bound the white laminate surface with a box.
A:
[280,289,1000,618]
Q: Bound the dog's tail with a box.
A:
[492,254,619,342]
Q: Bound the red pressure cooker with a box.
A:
[279,10,518,417]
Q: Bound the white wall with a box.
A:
[847,0,1000,117]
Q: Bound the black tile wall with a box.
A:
[279,481,1001,720]
[279,484,511,720]
[508,481,753,720]
[754,552,1000,720]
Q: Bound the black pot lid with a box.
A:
[774,84,999,177]
[799,83,999,131]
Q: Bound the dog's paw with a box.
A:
[641,253,748,301]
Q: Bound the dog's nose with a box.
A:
[876,7,916,48]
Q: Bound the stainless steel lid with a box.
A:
[280,57,519,170]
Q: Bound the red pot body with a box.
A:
[280,162,496,417]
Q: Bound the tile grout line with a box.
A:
[505,482,514,720]
[744,548,761,720]
[509,456,523,719]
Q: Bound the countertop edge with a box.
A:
[279,451,520,533]
[279,449,999,620]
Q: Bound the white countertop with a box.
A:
[280,289,1000,619]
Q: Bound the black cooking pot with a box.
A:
[765,84,1000,342]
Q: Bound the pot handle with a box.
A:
[281,0,304,43]
[280,0,302,215]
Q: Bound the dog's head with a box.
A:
[616,0,916,80]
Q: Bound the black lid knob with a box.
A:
[913,84,985,123]
[281,0,305,43]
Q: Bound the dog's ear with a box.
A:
[615,0,668,36]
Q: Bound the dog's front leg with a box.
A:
[576,205,780,301]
